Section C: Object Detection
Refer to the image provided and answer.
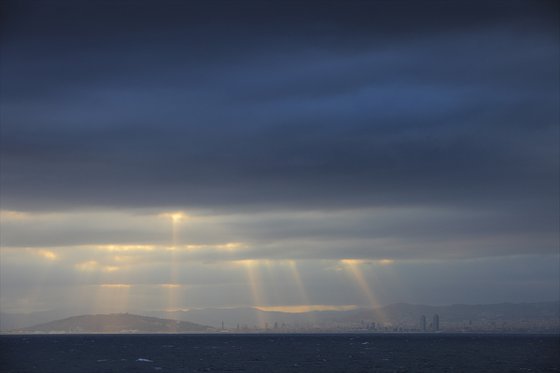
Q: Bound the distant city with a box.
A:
[3,301,558,334]
[214,313,558,334]
[214,313,443,333]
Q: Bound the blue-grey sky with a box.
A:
[0,0,558,314]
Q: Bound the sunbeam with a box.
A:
[286,260,316,324]
[340,259,387,325]
[240,259,268,328]
[160,211,187,315]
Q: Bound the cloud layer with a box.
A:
[0,1,558,312]
[2,0,558,213]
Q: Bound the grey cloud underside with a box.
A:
[1,1,558,215]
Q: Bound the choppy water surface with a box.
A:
[1,333,558,372]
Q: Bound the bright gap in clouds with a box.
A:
[0,208,558,315]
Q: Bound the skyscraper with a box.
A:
[432,314,440,331]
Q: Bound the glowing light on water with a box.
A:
[257,304,358,313]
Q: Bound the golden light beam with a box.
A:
[287,260,316,325]
[161,210,187,317]
[159,211,188,249]
[340,259,387,325]
[287,260,309,304]
[242,260,267,328]
[76,246,134,315]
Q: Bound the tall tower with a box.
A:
[432,314,440,331]
[420,315,426,331]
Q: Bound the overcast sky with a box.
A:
[0,0,558,315]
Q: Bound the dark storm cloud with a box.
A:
[1,0,558,214]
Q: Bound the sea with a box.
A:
[1,333,558,372]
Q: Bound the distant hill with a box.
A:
[13,313,212,333]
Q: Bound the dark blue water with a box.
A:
[1,333,558,372]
